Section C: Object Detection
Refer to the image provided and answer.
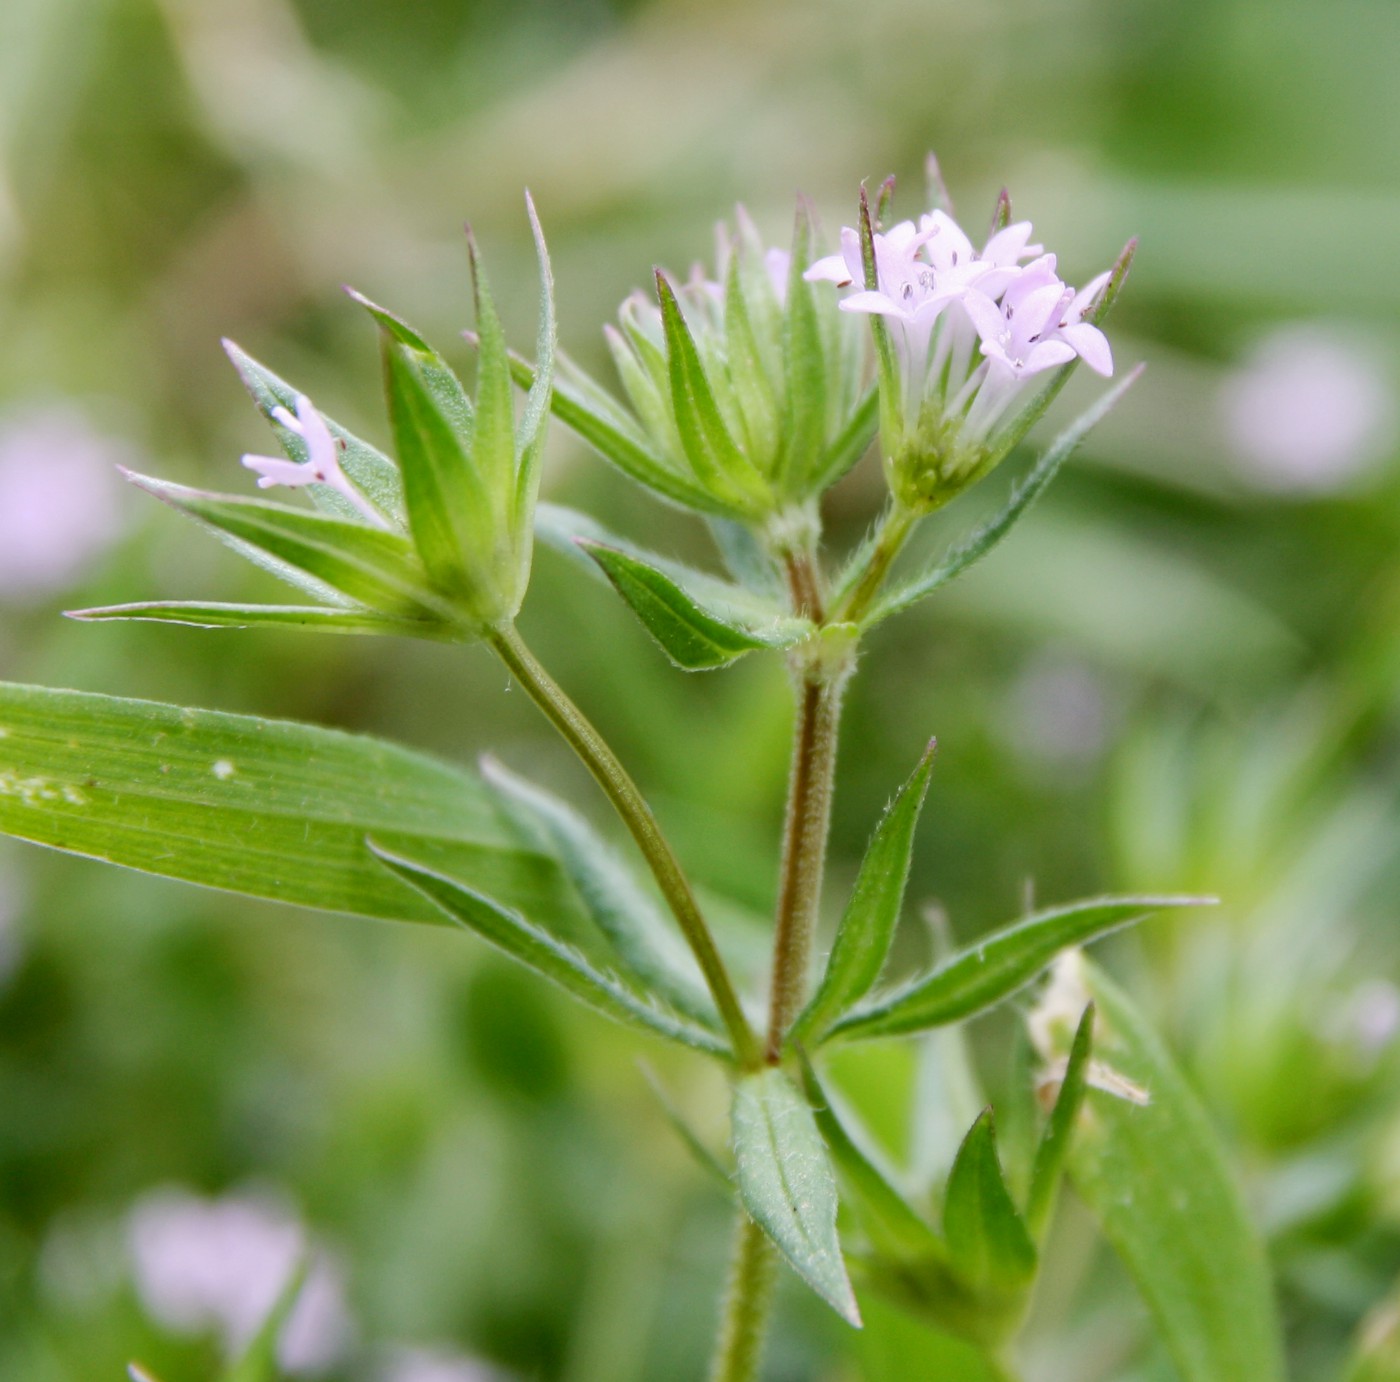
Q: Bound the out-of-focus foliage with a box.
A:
[1,0,1398,1378]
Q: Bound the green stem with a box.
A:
[835,500,916,625]
[765,653,850,1063]
[489,622,759,1067]
[708,1212,778,1382]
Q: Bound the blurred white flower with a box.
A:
[126,1187,354,1374]
[379,1345,511,1382]
[0,404,130,601]
[1221,326,1397,493]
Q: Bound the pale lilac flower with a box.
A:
[1221,326,1397,493]
[126,1186,355,1374]
[243,394,390,529]
[806,196,1115,483]
[0,404,129,601]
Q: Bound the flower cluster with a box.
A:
[596,205,869,523]
[807,198,1117,511]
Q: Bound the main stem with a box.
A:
[708,1215,778,1382]
[765,663,847,1061]
[489,623,759,1067]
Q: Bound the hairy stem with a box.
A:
[836,500,916,624]
[765,656,850,1062]
[708,1212,778,1382]
[489,622,759,1067]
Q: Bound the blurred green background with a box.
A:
[3,0,1400,1378]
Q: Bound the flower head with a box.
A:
[242,393,391,529]
[596,203,871,521]
[806,173,1125,512]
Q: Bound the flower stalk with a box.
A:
[487,622,760,1067]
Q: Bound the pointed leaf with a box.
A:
[809,383,879,494]
[505,347,730,514]
[346,288,474,435]
[731,1067,861,1325]
[579,540,811,670]
[376,328,495,595]
[800,1057,944,1258]
[778,206,827,495]
[831,895,1213,1042]
[125,471,454,621]
[370,842,730,1058]
[466,228,517,524]
[0,682,569,925]
[535,505,790,624]
[513,192,557,535]
[943,1110,1037,1300]
[223,340,405,524]
[68,600,452,639]
[1070,961,1285,1382]
[1024,1002,1094,1241]
[656,272,765,508]
[793,741,938,1044]
[723,249,780,469]
[867,366,1144,627]
[481,756,718,1028]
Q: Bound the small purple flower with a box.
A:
[243,393,390,529]
[806,178,1120,507]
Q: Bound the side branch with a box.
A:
[489,623,759,1066]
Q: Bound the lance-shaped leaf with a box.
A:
[792,741,938,1045]
[830,895,1212,1042]
[536,505,789,620]
[800,1056,943,1259]
[656,271,767,509]
[346,288,474,435]
[124,471,455,621]
[809,382,879,495]
[778,205,827,495]
[513,192,557,544]
[867,365,1144,628]
[68,600,453,639]
[505,347,730,514]
[579,540,812,671]
[859,184,900,438]
[1024,1002,1094,1241]
[465,228,516,528]
[357,294,495,596]
[1070,961,1286,1382]
[731,1067,861,1325]
[943,1110,1037,1305]
[0,682,570,924]
[722,253,780,470]
[223,340,405,524]
[370,843,731,1059]
[481,756,718,1028]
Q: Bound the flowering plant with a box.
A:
[0,161,1285,1382]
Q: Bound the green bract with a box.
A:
[547,205,876,528]
[92,197,556,639]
